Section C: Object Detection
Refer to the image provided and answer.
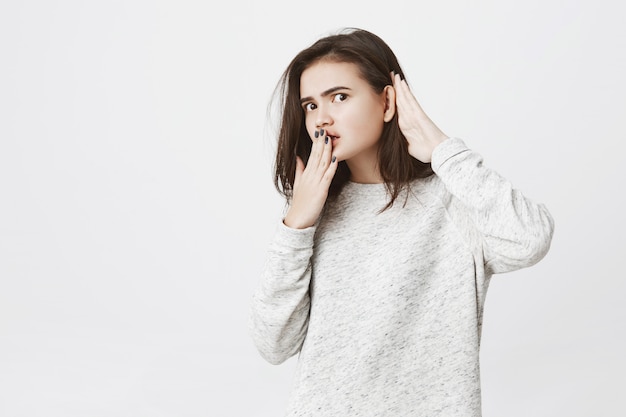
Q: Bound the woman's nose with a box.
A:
[315,105,333,128]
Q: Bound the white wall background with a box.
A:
[1,0,624,416]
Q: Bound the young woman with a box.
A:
[250,28,554,416]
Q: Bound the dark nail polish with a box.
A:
[314,130,319,138]
[332,156,336,163]
[320,129,325,136]
[325,137,328,144]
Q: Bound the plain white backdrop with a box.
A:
[1,0,624,416]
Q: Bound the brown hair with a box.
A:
[272,28,433,210]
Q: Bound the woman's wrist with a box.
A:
[283,210,314,230]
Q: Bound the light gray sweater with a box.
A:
[250,138,554,416]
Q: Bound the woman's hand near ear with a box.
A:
[392,73,448,163]
[283,130,338,229]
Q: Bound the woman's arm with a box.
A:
[392,73,554,273]
[431,138,554,273]
[249,222,315,365]
[251,124,337,363]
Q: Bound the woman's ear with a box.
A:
[382,85,396,122]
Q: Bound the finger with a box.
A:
[394,74,411,104]
[394,73,412,99]
[322,153,339,185]
[393,72,403,88]
[400,78,422,109]
[294,155,304,183]
[317,134,333,173]
[308,128,326,170]
[295,155,304,174]
[395,75,423,115]
[393,74,409,107]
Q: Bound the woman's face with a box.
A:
[299,60,393,168]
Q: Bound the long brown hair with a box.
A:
[272,28,433,210]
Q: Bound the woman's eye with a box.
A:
[334,93,348,102]
[304,103,317,112]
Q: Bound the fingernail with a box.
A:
[332,156,336,163]
[314,130,319,138]
[325,136,328,144]
[320,129,325,136]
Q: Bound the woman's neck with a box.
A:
[346,154,383,184]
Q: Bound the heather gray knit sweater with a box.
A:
[250,138,554,416]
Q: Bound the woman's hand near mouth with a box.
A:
[283,129,338,229]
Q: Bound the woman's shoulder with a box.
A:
[409,173,445,198]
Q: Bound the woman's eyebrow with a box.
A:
[300,86,352,104]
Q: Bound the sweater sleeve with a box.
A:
[430,137,555,274]
[249,221,315,365]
